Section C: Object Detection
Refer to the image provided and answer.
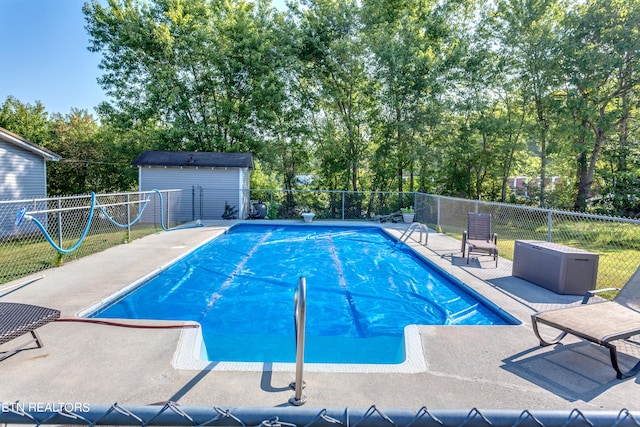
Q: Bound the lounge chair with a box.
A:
[461,212,498,267]
[531,266,640,379]
[0,302,60,361]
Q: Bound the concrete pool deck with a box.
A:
[0,220,638,411]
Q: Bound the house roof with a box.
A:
[131,150,254,169]
[0,127,61,161]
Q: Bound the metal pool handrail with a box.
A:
[290,276,307,406]
[399,222,429,246]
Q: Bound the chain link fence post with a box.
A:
[126,193,131,242]
[56,197,63,248]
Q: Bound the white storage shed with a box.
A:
[131,150,254,221]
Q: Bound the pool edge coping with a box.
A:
[172,324,428,373]
[77,221,516,374]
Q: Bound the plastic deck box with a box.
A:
[512,240,599,295]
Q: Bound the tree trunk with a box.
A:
[574,119,605,211]
[397,166,404,206]
[535,95,548,208]
[540,133,546,208]
[396,105,404,205]
[616,91,631,174]
[351,158,358,192]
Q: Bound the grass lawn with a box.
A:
[444,218,640,299]
[3,218,639,300]
[0,226,159,285]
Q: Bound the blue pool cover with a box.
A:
[91,224,514,364]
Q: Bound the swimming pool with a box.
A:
[88,224,515,365]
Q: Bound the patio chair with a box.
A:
[531,266,640,379]
[461,213,498,267]
[0,302,60,361]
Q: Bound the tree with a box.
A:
[444,2,529,201]
[493,0,564,207]
[362,0,458,203]
[84,0,289,155]
[47,110,102,195]
[255,9,314,212]
[296,0,372,192]
[559,0,640,211]
[0,96,52,147]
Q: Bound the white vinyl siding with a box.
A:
[0,140,49,238]
[138,166,248,221]
[239,168,251,218]
[0,140,47,200]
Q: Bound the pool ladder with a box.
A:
[290,276,307,406]
[398,222,429,246]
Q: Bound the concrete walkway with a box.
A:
[0,221,638,411]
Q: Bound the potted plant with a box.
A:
[267,202,278,220]
[401,207,415,223]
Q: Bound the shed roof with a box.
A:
[0,127,61,161]
[131,150,254,169]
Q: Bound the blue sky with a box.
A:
[0,0,287,116]
[0,0,103,115]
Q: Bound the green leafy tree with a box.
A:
[0,96,52,148]
[95,114,160,191]
[257,10,314,212]
[296,0,372,193]
[559,0,640,211]
[492,0,564,207]
[445,12,524,200]
[466,3,529,202]
[362,0,459,203]
[47,110,102,195]
[84,0,289,155]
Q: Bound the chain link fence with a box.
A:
[0,190,183,285]
[178,187,640,290]
[246,189,416,220]
[413,194,640,291]
[243,189,639,290]
[0,402,639,426]
[1,191,640,425]
[1,188,638,290]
